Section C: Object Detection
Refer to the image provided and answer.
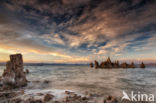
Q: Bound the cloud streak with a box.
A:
[0,0,156,63]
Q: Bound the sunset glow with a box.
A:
[0,0,156,63]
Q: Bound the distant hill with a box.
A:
[146,63,156,67]
[24,63,88,66]
[0,63,5,66]
[0,63,88,66]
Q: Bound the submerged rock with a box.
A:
[43,80,51,84]
[1,54,28,89]
[65,91,74,95]
[25,69,29,74]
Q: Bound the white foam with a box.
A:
[22,89,82,101]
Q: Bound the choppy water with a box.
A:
[0,65,156,99]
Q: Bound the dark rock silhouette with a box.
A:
[129,62,135,68]
[0,54,28,89]
[120,62,128,68]
[106,57,111,64]
[90,62,94,68]
[91,57,145,69]
[114,61,120,68]
[94,60,99,69]
[100,62,105,68]
[25,69,29,74]
[140,62,145,68]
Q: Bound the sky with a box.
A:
[0,0,156,63]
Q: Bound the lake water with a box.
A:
[0,65,156,101]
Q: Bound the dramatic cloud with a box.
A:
[0,0,155,63]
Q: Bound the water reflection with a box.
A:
[0,65,156,98]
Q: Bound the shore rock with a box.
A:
[1,90,120,103]
[104,96,118,103]
[44,94,54,102]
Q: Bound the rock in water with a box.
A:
[25,69,29,74]
[140,62,145,68]
[1,54,27,89]
[90,62,94,68]
[94,60,99,69]
[104,96,118,103]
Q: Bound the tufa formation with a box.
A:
[0,54,28,89]
[90,63,94,68]
[140,62,145,68]
[90,57,145,69]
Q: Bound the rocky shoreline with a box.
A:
[0,89,120,103]
[0,87,151,103]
